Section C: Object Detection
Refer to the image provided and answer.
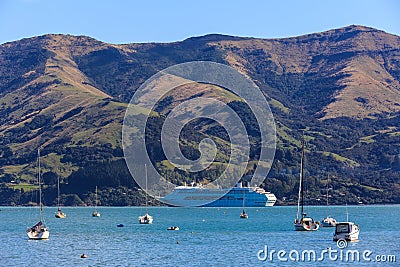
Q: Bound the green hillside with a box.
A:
[0,26,399,206]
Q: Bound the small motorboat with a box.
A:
[333,222,360,242]
[333,205,359,241]
[117,224,124,227]
[167,226,179,231]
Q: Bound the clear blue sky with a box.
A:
[0,0,399,45]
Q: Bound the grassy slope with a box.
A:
[0,28,399,204]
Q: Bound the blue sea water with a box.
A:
[0,205,399,266]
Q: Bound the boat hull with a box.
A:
[294,223,319,231]
[321,217,337,227]
[55,211,66,218]
[138,214,153,224]
[294,217,320,231]
[139,218,153,224]
[333,232,359,242]
[26,228,49,239]
[92,211,101,217]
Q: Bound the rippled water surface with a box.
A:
[1,205,399,266]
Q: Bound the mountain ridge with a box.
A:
[0,25,399,205]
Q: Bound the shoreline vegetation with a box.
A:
[0,183,397,206]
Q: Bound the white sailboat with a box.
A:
[294,131,319,231]
[240,186,248,219]
[138,165,153,224]
[321,176,336,227]
[321,216,337,228]
[333,205,359,241]
[26,148,50,239]
[55,175,66,218]
[92,186,101,217]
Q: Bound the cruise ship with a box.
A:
[160,182,277,207]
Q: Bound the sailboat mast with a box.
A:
[300,131,305,217]
[95,186,98,211]
[57,176,60,209]
[38,148,43,222]
[326,175,329,217]
[242,189,245,210]
[145,164,148,214]
[296,145,302,220]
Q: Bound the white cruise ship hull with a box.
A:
[160,185,277,207]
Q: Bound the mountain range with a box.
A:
[0,25,399,206]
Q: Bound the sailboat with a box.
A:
[55,175,66,218]
[294,131,319,231]
[92,186,101,217]
[333,205,359,241]
[138,165,153,224]
[240,185,248,219]
[26,148,50,239]
[321,176,336,227]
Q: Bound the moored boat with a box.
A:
[26,148,50,240]
[321,176,336,227]
[138,213,153,224]
[321,216,337,227]
[294,217,319,231]
[55,208,66,219]
[139,164,153,224]
[92,186,101,217]
[55,176,66,218]
[333,222,360,241]
[333,205,359,241]
[294,131,319,231]
[240,210,248,219]
[239,189,248,219]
